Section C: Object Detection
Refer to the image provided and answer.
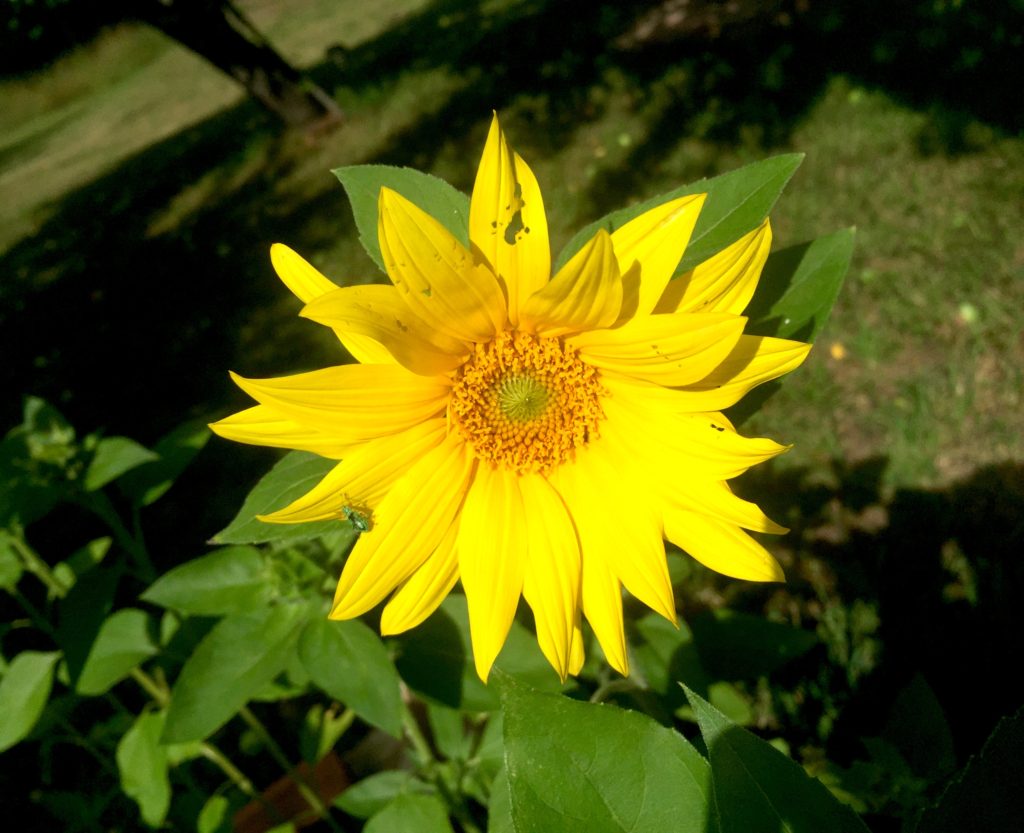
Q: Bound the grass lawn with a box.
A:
[2,0,1022,814]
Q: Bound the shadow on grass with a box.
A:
[707,456,1024,830]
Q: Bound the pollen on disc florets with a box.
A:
[449,331,605,473]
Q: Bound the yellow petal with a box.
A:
[520,228,622,337]
[457,464,527,681]
[380,520,460,635]
[568,611,585,677]
[302,285,468,375]
[519,474,581,682]
[209,405,354,459]
[569,311,746,386]
[555,425,676,626]
[329,434,474,618]
[663,479,788,535]
[674,335,811,411]
[610,194,705,318]
[229,364,449,442]
[378,188,507,342]
[664,509,785,582]
[338,332,397,365]
[469,114,550,326]
[603,392,789,480]
[270,243,338,303]
[656,219,771,315]
[257,419,446,523]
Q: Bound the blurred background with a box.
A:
[2,0,1022,827]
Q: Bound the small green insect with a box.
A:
[342,504,372,533]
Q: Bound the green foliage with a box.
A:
[682,684,871,833]
[0,650,60,751]
[297,617,403,738]
[75,608,159,695]
[556,154,804,274]
[364,793,456,833]
[333,165,471,273]
[162,603,310,743]
[141,546,273,616]
[212,451,353,546]
[499,673,714,832]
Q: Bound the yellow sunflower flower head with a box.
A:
[211,114,811,683]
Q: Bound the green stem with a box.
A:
[589,677,640,703]
[238,706,343,833]
[8,533,68,597]
[10,587,57,636]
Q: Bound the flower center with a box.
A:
[450,331,604,473]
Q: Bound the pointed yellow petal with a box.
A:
[520,228,622,337]
[674,335,812,411]
[257,419,446,523]
[378,188,507,342]
[457,464,526,682]
[302,285,468,375]
[209,405,354,458]
[380,520,460,635]
[229,364,449,442]
[270,243,338,303]
[329,434,474,618]
[610,194,705,318]
[663,479,788,535]
[469,115,550,325]
[569,311,746,386]
[664,509,785,582]
[603,392,790,480]
[519,474,581,681]
[656,219,771,315]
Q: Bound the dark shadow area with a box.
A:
[716,457,1024,830]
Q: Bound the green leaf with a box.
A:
[56,564,121,688]
[555,154,804,275]
[298,617,403,737]
[212,451,353,546]
[882,674,955,781]
[116,710,171,827]
[333,165,471,273]
[745,227,855,343]
[916,707,1024,833]
[631,612,713,705]
[690,610,818,680]
[197,794,232,833]
[0,531,24,591]
[364,793,455,833]
[392,595,562,712]
[162,603,309,743]
[76,608,159,695]
[52,536,111,590]
[487,767,514,833]
[118,419,211,506]
[426,701,470,761]
[500,674,713,832]
[84,437,159,492]
[141,546,272,616]
[682,683,870,833]
[0,650,61,752]
[335,771,435,820]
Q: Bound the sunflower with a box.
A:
[211,114,810,682]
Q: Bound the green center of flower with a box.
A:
[496,374,550,422]
[449,331,605,473]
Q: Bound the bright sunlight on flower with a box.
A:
[210,114,811,682]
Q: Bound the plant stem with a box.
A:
[8,532,68,597]
[238,706,343,833]
[401,702,435,768]
[81,492,155,581]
